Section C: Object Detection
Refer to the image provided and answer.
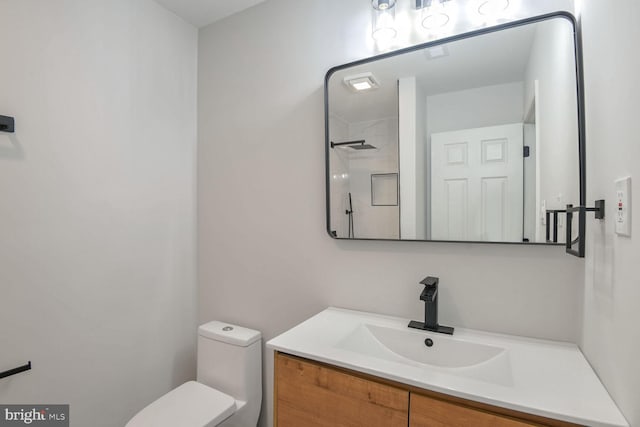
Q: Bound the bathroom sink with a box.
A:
[336,324,505,368]
[267,308,630,427]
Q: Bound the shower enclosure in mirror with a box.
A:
[325,12,584,244]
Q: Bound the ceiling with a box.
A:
[329,21,540,123]
[154,0,267,28]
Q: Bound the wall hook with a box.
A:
[0,115,15,133]
[0,361,31,379]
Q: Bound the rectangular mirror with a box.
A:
[325,13,584,244]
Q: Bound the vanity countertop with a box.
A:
[267,307,628,427]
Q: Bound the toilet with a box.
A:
[126,321,262,427]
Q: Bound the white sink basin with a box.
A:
[335,323,513,386]
[336,324,505,368]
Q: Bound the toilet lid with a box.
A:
[126,381,236,427]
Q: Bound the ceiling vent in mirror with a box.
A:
[424,44,450,60]
[343,73,380,92]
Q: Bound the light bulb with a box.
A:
[477,0,509,17]
[372,8,397,42]
[371,0,396,11]
[422,0,450,30]
[422,13,450,29]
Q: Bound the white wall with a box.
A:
[197,1,584,426]
[426,82,524,134]
[329,115,399,239]
[399,77,419,239]
[0,1,198,426]
[347,118,399,239]
[399,77,427,240]
[580,1,640,425]
[328,114,350,237]
[523,123,537,241]
[415,82,427,240]
[524,18,580,242]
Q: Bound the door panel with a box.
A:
[275,353,409,427]
[431,123,523,241]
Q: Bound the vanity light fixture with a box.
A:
[343,72,380,92]
[420,0,452,30]
[477,0,509,16]
[369,0,514,44]
[371,0,397,41]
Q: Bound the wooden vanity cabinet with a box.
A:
[275,352,582,427]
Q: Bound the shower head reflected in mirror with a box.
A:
[330,140,377,150]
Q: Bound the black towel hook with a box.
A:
[0,361,32,379]
[0,115,15,133]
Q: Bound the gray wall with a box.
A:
[197,1,584,425]
[0,1,198,426]
[580,1,640,425]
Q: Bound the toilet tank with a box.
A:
[197,321,262,406]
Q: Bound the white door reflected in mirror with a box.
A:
[430,123,523,241]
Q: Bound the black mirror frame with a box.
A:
[324,11,585,245]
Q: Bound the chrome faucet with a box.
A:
[408,276,454,335]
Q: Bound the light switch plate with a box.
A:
[615,176,631,236]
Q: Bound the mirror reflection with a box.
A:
[327,15,580,243]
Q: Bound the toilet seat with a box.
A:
[126,381,236,427]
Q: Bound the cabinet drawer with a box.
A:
[410,393,539,427]
[275,353,408,427]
